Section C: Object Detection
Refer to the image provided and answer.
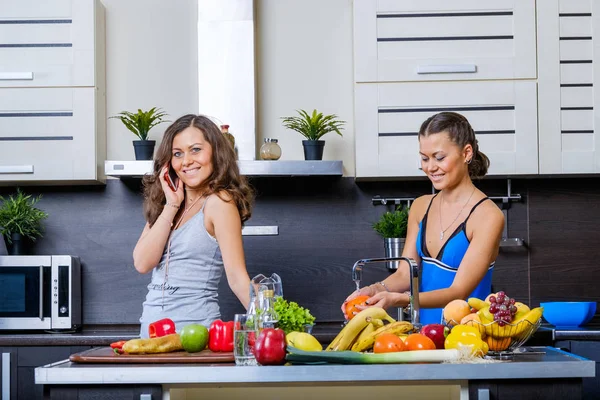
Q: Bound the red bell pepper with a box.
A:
[208,319,234,352]
[254,328,287,365]
[110,340,127,355]
[148,318,176,338]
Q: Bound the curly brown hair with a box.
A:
[142,114,254,226]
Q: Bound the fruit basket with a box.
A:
[445,317,542,356]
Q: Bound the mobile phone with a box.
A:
[164,164,178,192]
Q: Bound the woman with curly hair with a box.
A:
[133,114,254,338]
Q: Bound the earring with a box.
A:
[467,158,472,164]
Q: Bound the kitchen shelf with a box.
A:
[105,160,343,178]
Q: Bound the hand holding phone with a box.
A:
[163,164,178,192]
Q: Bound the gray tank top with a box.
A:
[139,197,224,338]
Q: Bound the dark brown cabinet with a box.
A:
[556,341,600,400]
[0,346,91,400]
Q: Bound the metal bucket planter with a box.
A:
[384,238,405,272]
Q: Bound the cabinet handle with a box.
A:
[0,72,33,80]
[416,64,477,74]
[2,352,10,400]
[477,388,490,400]
[0,165,34,174]
[39,266,44,320]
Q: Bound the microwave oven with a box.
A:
[0,255,81,331]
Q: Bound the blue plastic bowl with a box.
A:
[540,302,597,328]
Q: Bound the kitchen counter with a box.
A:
[34,346,594,400]
[35,347,593,384]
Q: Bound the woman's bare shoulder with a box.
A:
[471,197,505,227]
[411,194,435,213]
[206,190,236,214]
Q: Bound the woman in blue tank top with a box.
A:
[343,112,505,325]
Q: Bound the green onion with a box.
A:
[286,346,460,364]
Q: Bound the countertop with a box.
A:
[35,346,594,385]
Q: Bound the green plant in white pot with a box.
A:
[110,107,169,160]
[0,189,48,255]
[373,206,409,271]
[281,109,345,160]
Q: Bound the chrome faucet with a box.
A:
[351,257,420,327]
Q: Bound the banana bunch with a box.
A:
[351,321,413,352]
[326,307,396,351]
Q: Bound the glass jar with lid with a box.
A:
[260,138,282,160]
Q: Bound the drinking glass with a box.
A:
[233,314,258,366]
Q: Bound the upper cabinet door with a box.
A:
[0,0,101,88]
[354,0,536,82]
[355,81,538,179]
[538,0,600,174]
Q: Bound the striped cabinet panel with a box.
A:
[354,0,536,82]
[355,81,538,178]
[0,0,104,88]
[0,88,105,181]
[538,0,600,173]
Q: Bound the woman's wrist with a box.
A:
[164,201,180,209]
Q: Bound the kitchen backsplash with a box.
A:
[0,176,597,325]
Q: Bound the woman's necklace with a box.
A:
[439,186,476,241]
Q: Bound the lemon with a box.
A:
[287,332,322,352]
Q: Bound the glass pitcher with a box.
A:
[247,273,283,316]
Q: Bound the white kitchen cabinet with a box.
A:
[0,0,102,88]
[538,0,600,174]
[354,0,536,82]
[355,81,538,178]
[0,0,105,184]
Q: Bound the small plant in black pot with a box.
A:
[281,109,345,160]
[110,107,169,160]
[0,189,49,255]
[373,206,409,271]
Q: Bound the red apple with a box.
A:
[254,328,287,365]
[420,323,450,349]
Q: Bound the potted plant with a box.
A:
[0,189,49,255]
[281,109,345,160]
[110,107,169,160]
[373,206,409,271]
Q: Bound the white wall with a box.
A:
[104,0,356,175]
[255,0,355,174]
[103,0,199,161]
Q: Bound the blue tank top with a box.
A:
[416,195,494,325]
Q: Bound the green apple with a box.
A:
[179,323,209,353]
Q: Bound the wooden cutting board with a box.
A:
[69,347,234,364]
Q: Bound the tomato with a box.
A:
[373,333,406,353]
[404,333,436,351]
[344,295,370,320]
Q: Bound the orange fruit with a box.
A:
[373,333,406,353]
[460,313,486,336]
[344,295,370,320]
[443,299,471,326]
[404,333,436,351]
[486,336,512,352]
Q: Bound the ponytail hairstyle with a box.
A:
[418,112,490,178]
